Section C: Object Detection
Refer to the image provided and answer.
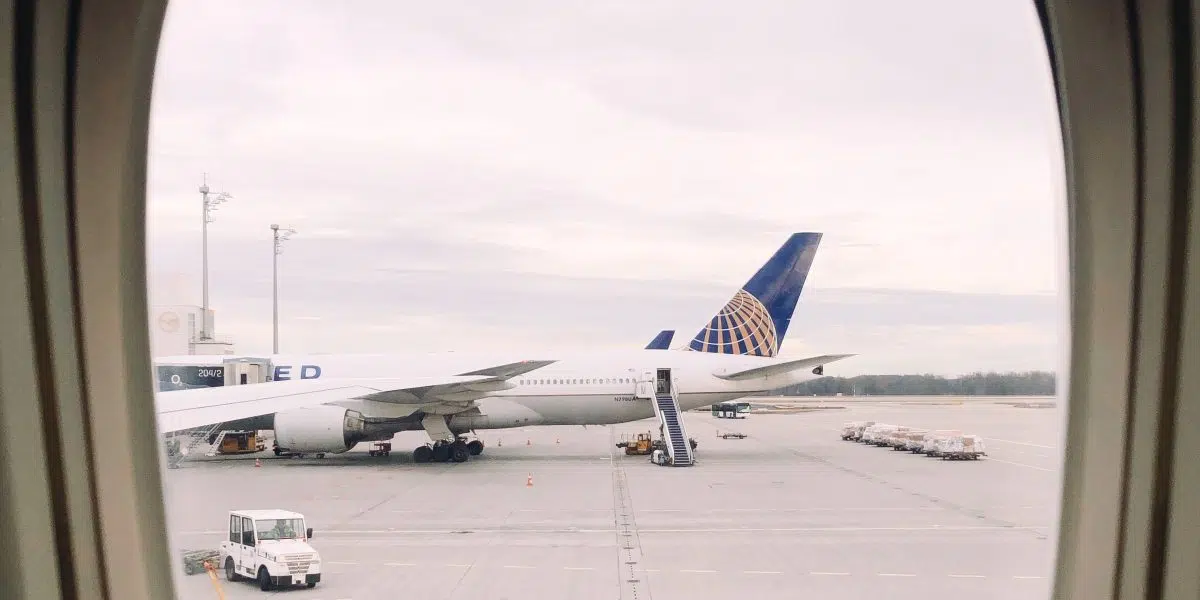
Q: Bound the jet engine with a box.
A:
[273,405,367,454]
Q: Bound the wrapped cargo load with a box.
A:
[935,434,987,460]
[851,421,874,441]
[922,430,961,457]
[864,422,892,446]
[874,424,900,447]
[860,425,878,444]
[864,424,895,446]
[841,422,860,440]
[905,430,929,453]
[889,426,912,450]
[862,424,885,444]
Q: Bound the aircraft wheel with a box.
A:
[412,445,433,463]
[450,442,470,463]
[467,440,484,456]
[432,443,451,462]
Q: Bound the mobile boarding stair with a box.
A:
[642,369,694,466]
[164,422,227,468]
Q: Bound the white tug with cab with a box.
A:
[219,509,321,591]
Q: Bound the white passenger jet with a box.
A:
[156,232,852,463]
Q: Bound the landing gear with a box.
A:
[413,438,480,463]
[450,441,470,463]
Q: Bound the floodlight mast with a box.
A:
[271,223,297,354]
[199,174,231,340]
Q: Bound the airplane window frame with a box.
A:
[6,2,1199,599]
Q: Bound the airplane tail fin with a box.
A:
[645,330,676,350]
[686,232,822,357]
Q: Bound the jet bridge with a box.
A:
[223,357,271,386]
[645,368,694,466]
[154,357,271,391]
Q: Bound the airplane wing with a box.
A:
[715,354,855,381]
[156,359,556,434]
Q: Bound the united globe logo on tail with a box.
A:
[684,232,822,359]
[688,289,779,357]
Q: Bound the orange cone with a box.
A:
[255,458,261,468]
[526,474,533,487]
[556,438,560,444]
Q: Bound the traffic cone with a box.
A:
[255,458,261,468]
[555,438,560,444]
[526,439,531,446]
[526,474,533,487]
[498,439,502,447]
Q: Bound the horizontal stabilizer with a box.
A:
[715,354,855,381]
[456,359,557,378]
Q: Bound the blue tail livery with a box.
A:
[645,330,676,350]
[686,232,822,357]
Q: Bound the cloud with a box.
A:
[146,0,1066,374]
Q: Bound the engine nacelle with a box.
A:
[274,405,367,454]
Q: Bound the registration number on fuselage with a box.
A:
[613,395,642,403]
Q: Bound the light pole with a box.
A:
[271,223,297,354]
[199,175,232,340]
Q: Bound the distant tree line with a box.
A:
[775,371,1056,396]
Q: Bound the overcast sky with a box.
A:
[145,0,1065,375]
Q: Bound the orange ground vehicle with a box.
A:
[616,432,660,455]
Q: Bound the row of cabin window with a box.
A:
[518,378,634,386]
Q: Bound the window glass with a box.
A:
[256,518,305,541]
[241,517,254,546]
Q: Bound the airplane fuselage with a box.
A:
[156,349,821,433]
